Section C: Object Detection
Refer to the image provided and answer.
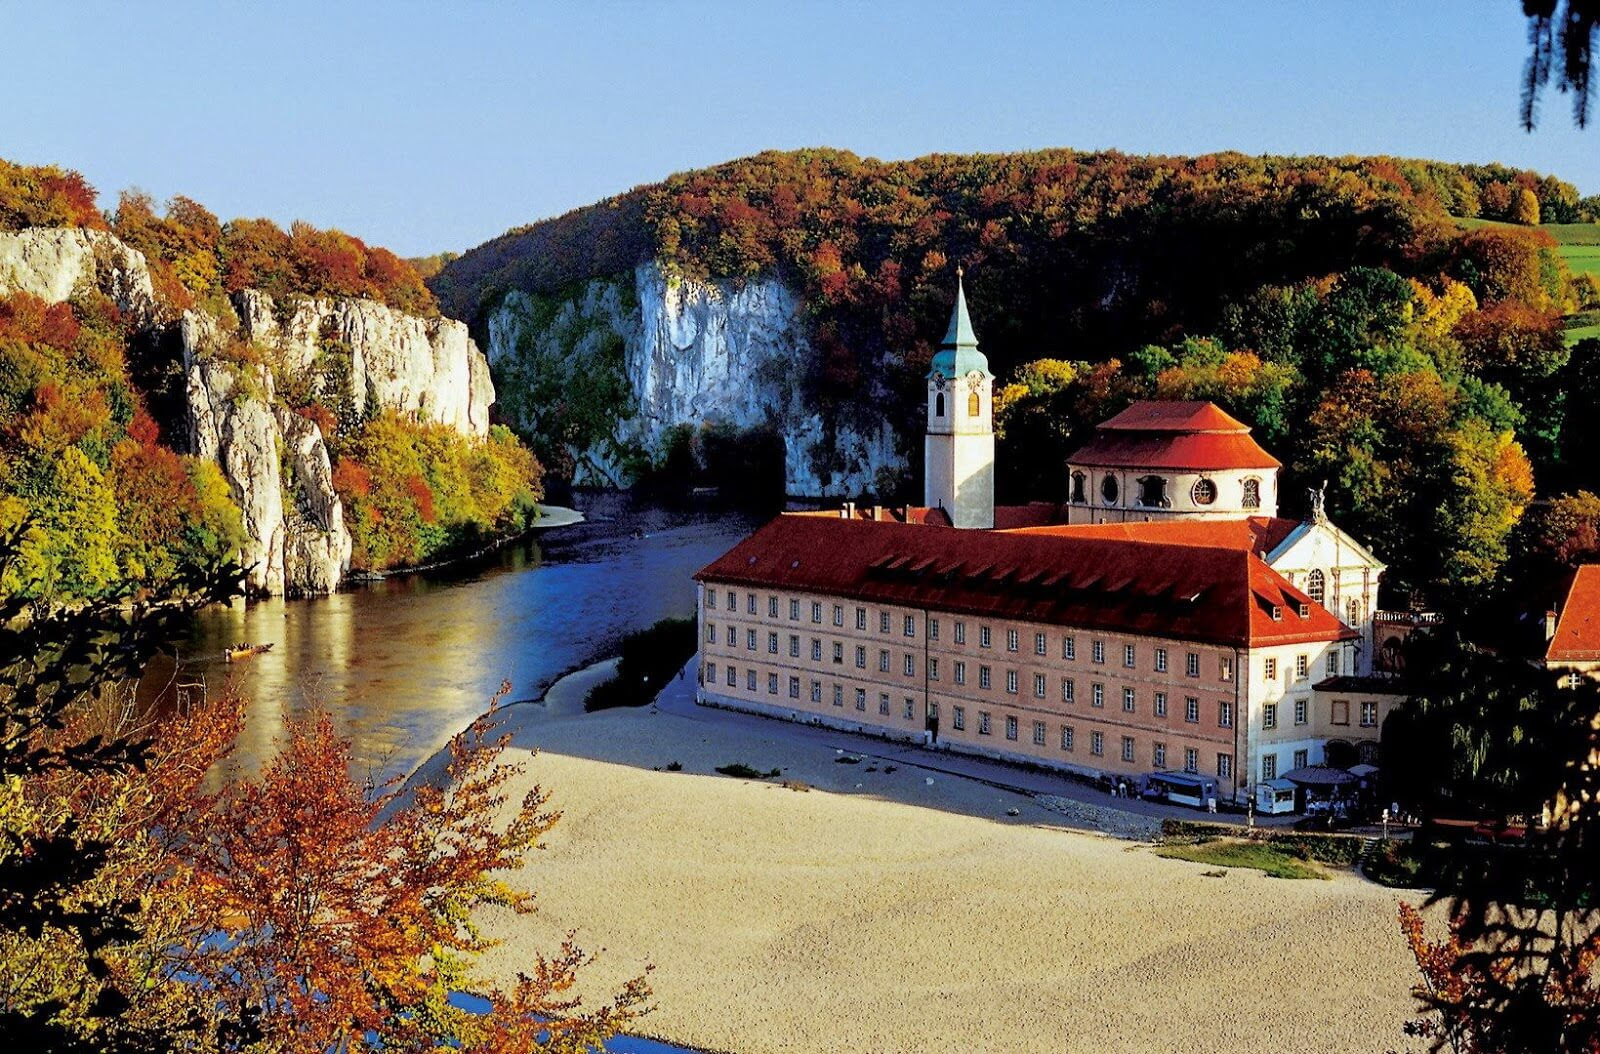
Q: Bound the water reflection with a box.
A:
[143,494,754,780]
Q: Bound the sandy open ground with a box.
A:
[457,670,1424,1054]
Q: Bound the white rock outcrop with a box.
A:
[235,289,492,436]
[486,261,903,496]
[0,227,158,323]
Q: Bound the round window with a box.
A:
[1101,474,1119,504]
[1191,478,1217,506]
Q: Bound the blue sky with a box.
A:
[0,1,1593,256]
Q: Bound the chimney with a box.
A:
[1547,609,1560,641]
[873,505,886,521]
[840,501,856,519]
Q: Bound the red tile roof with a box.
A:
[1001,517,1301,556]
[697,514,1355,649]
[788,503,1065,529]
[1070,400,1281,471]
[1548,565,1600,663]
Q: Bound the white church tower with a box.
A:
[924,271,995,529]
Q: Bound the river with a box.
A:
[143,493,756,781]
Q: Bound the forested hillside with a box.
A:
[434,148,1600,606]
[0,158,541,603]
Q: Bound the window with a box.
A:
[1261,754,1277,781]
[832,642,843,664]
[1360,701,1378,727]
[904,698,916,720]
[968,388,981,416]
[1263,703,1277,730]
[1296,654,1309,679]
[833,605,844,627]
[1186,652,1200,677]
[930,619,939,641]
[1184,748,1199,774]
[706,661,717,683]
[854,645,866,669]
[769,632,779,654]
[768,673,779,695]
[1185,697,1199,723]
[811,639,822,662]
[855,688,866,711]
[706,621,716,643]
[811,602,822,624]
[726,589,735,609]
[1347,599,1360,626]
[1271,606,1283,622]
[979,665,992,690]
[928,657,940,681]
[1123,687,1136,712]
[1071,471,1087,503]
[979,712,992,735]
[727,666,737,687]
[789,676,800,698]
[811,680,822,702]
[1138,475,1168,507]
[1572,671,1584,689]
[880,612,891,633]
[955,661,967,685]
[1155,648,1167,673]
[747,593,757,615]
[707,590,717,610]
[769,595,779,617]
[1090,731,1104,756]
[1006,716,1018,741]
[832,684,843,707]
[1218,701,1233,728]
[855,607,867,630]
[1004,669,1018,694]
[1092,640,1105,664]
[927,701,938,721]
[904,615,916,638]
[1307,569,1325,606]
[1035,632,1047,656]
[1326,651,1339,676]
[746,669,756,691]
[726,626,736,645]
[1063,636,1076,661]
[980,625,992,648]
[1331,699,1350,726]
[1101,474,1119,504]
[1061,725,1075,751]
[789,635,800,658]
[1122,736,1136,762]
[1217,754,1232,781]
[954,621,967,645]
[1092,683,1105,708]
[879,650,890,672]
[1154,691,1167,717]
[1264,657,1277,680]
[1033,721,1047,745]
[1006,628,1019,652]
[1191,477,1217,506]
[904,654,915,676]
[953,706,966,731]
[1242,477,1261,510]
[1153,742,1167,769]
[1294,699,1307,725]
[790,598,800,620]
[747,629,757,650]
[1293,748,1309,769]
[935,391,945,417]
[1062,678,1075,703]
[879,693,890,715]
[1124,643,1136,668]
[1219,658,1233,682]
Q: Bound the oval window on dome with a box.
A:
[1101,474,1119,504]
[1191,478,1218,506]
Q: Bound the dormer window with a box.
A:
[1271,606,1283,621]
[1298,603,1310,619]
[1137,475,1168,508]
[1101,474,1120,504]
[1071,471,1087,503]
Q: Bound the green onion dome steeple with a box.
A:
[928,268,991,379]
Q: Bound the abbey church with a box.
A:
[696,278,1400,807]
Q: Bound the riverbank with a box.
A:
[430,664,1424,1054]
[348,504,584,582]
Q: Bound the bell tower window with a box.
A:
[935,392,945,417]
[968,389,981,416]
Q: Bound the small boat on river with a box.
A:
[224,642,274,663]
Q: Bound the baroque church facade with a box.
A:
[695,278,1400,805]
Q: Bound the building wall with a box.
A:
[1244,640,1352,782]
[697,578,1257,800]
[1062,465,1278,523]
[1270,527,1383,675]
[1545,660,1600,686]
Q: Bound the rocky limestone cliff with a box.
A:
[486,261,902,496]
[0,227,490,596]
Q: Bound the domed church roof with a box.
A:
[1070,400,1281,471]
[928,271,991,379]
